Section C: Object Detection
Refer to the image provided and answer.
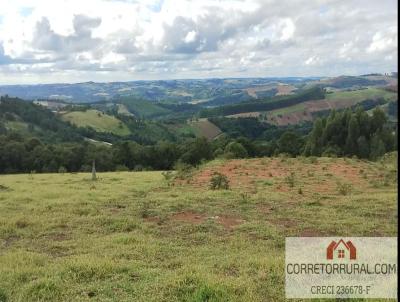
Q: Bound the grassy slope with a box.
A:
[0,155,397,301]
[269,87,397,116]
[190,118,223,140]
[60,110,131,136]
[4,121,30,133]
[325,87,397,102]
[119,98,171,118]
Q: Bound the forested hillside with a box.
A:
[0,93,396,174]
[199,87,326,117]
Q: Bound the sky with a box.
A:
[0,0,397,84]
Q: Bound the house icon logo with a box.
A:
[327,239,356,260]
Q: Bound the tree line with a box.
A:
[0,104,396,174]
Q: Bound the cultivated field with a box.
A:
[0,154,397,301]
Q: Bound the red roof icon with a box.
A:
[327,239,356,260]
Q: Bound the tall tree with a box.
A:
[345,116,360,155]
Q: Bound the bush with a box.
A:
[285,172,295,187]
[224,142,248,158]
[322,146,340,157]
[58,166,67,174]
[115,164,129,172]
[174,162,195,180]
[161,171,175,186]
[209,172,230,190]
[80,164,91,172]
[308,156,318,164]
[133,165,144,171]
[336,182,352,195]
[213,148,224,158]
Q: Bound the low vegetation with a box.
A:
[60,110,131,136]
[0,154,397,301]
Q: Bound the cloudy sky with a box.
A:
[0,0,397,84]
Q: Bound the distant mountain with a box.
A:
[1,74,397,128]
[0,77,320,104]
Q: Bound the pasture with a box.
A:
[60,110,131,136]
[0,154,397,301]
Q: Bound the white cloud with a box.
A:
[0,0,397,84]
[279,18,295,41]
[367,27,397,53]
[184,31,197,43]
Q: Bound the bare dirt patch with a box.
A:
[226,112,261,118]
[41,232,71,242]
[211,215,244,229]
[179,158,377,195]
[183,159,291,190]
[268,99,362,126]
[276,84,296,95]
[170,211,207,224]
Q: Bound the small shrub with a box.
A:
[298,187,303,195]
[0,184,10,191]
[308,156,318,164]
[58,166,67,174]
[161,171,175,186]
[115,164,129,172]
[174,162,195,180]
[138,201,152,218]
[15,219,29,229]
[209,172,230,190]
[239,192,250,203]
[285,172,295,188]
[133,165,144,171]
[263,180,273,186]
[336,182,352,195]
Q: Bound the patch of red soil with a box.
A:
[177,158,376,195]
[326,163,362,184]
[180,159,291,190]
[170,211,206,224]
[144,216,162,224]
[211,215,244,229]
[41,232,70,242]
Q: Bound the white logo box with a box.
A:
[285,237,397,299]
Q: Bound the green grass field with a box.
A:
[60,110,131,136]
[119,98,171,118]
[190,119,222,141]
[4,121,31,133]
[325,87,397,102]
[0,154,397,301]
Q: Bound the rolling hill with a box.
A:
[60,110,131,136]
